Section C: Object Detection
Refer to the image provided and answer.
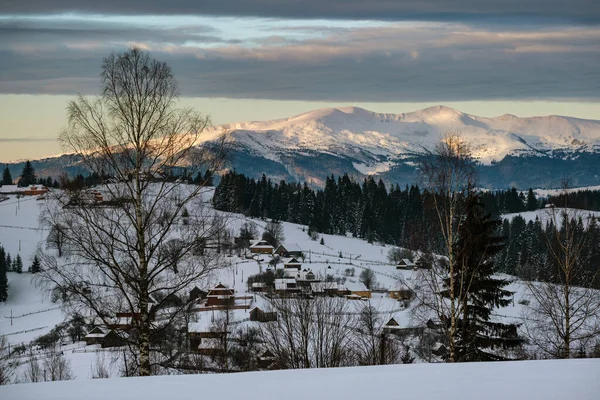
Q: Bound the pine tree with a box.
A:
[526,188,538,211]
[18,161,37,187]
[0,247,8,301]
[5,254,12,273]
[30,255,41,274]
[450,193,523,362]
[2,166,12,186]
[13,254,23,274]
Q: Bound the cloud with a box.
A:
[2,1,599,24]
[0,15,597,102]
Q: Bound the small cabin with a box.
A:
[249,307,278,322]
[341,282,372,299]
[382,318,402,334]
[274,278,299,295]
[189,286,208,302]
[250,240,275,255]
[396,259,416,270]
[275,243,303,258]
[283,257,302,270]
[84,327,124,348]
[206,283,235,307]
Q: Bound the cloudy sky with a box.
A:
[0,1,599,161]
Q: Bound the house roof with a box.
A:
[398,259,415,265]
[276,243,303,253]
[342,282,369,292]
[250,240,274,249]
[283,257,301,265]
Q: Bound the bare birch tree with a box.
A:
[410,133,475,362]
[523,182,600,358]
[39,47,228,376]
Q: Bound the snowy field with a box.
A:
[1,359,599,400]
[502,207,600,226]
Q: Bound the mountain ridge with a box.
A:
[5,105,600,189]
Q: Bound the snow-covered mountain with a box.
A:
[196,105,600,187]
[5,106,600,189]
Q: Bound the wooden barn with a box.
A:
[249,240,275,254]
[275,243,303,258]
[84,327,125,348]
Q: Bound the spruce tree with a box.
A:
[451,192,523,362]
[2,166,12,186]
[13,254,23,274]
[30,255,41,274]
[18,161,37,187]
[526,188,538,211]
[0,247,8,301]
[5,254,12,273]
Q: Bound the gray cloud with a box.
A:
[0,13,598,102]
[1,1,599,24]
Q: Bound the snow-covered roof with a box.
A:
[277,243,303,252]
[250,240,274,249]
[342,282,369,292]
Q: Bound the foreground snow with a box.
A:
[2,359,598,400]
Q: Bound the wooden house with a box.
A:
[396,259,416,270]
[189,286,208,302]
[249,307,278,322]
[250,282,268,293]
[341,282,372,299]
[275,243,303,258]
[283,257,302,270]
[382,318,402,334]
[249,240,274,254]
[84,327,124,348]
[274,278,299,295]
[206,283,235,307]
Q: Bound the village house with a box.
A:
[189,286,208,302]
[274,278,300,295]
[340,282,372,299]
[249,240,275,255]
[275,243,303,258]
[205,283,235,307]
[396,259,416,270]
[382,318,402,335]
[283,257,302,270]
[309,281,339,297]
[84,327,125,348]
[249,307,278,322]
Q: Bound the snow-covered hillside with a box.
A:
[200,105,600,170]
[1,359,598,400]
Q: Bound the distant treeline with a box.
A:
[212,172,539,251]
[547,189,600,211]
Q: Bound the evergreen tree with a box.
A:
[0,247,8,301]
[526,188,538,211]
[2,166,12,186]
[18,161,37,187]
[30,255,42,274]
[5,254,11,273]
[451,192,523,361]
[13,254,23,274]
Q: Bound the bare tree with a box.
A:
[262,221,285,248]
[358,268,377,290]
[0,336,15,385]
[43,351,74,381]
[523,181,600,358]
[39,48,228,376]
[412,133,476,362]
[259,296,354,369]
[23,349,43,383]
